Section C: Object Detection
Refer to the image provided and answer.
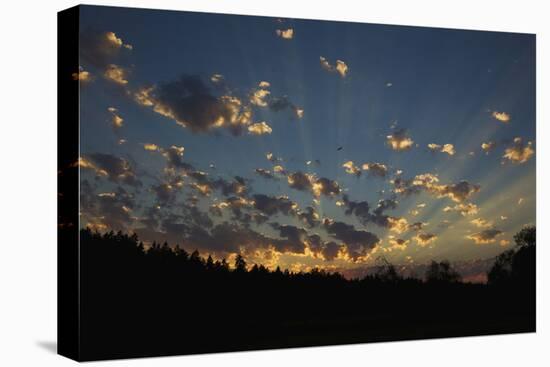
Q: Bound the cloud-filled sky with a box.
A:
[75,5,535,279]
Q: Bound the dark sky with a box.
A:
[76,5,535,279]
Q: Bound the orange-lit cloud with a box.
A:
[467,229,503,244]
[248,121,273,135]
[387,129,414,151]
[443,203,479,216]
[107,107,124,128]
[105,31,133,50]
[319,56,349,78]
[72,67,92,82]
[428,143,455,156]
[104,64,129,85]
[362,162,388,177]
[492,111,511,123]
[414,232,437,247]
[470,218,494,228]
[276,28,294,39]
[502,137,534,164]
[342,161,361,176]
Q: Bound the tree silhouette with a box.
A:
[234,253,247,273]
[488,225,535,290]
[71,226,535,361]
[425,260,461,283]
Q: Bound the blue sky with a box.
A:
[76,5,535,279]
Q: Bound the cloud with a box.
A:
[443,203,479,216]
[254,168,276,180]
[393,173,479,203]
[467,228,503,244]
[104,64,129,85]
[270,223,307,254]
[341,195,370,224]
[273,165,286,174]
[143,143,160,151]
[361,162,388,177]
[414,232,437,247]
[306,235,342,261]
[297,206,321,228]
[492,111,511,123]
[252,194,298,217]
[162,145,191,171]
[435,181,480,203]
[322,241,343,261]
[388,237,409,250]
[387,129,414,151]
[81,183,136,231]
[276,28,294,39]
[268,96,304,119]
[72,67,92,82]
[341,195,405,232]
[287,171,341,197]
[481,141,496,154]
[470,218,494,228]
[80,153,141,186]
[248,121,273,135]
[319,56,349,78]
[322,219,380,261]
[335,60,349,78]
[107,107,124,128]
[134,75,255,135]
[210,74,224,83]
[105,31,133,50]
[342,161,361,177]
[428,143,455,156]
[408,221,426,232]
[387,216,409,234]
[79,30,133,69]
[518,197,524,205]
[151,183,178,205]
[250,83,271,107]
[502,137,534,164]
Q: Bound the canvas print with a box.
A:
[58,5,536,361]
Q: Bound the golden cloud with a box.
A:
[250,84,271,107]
[248,121,273,135]
[443,203,479,216]
[388,237,409,250]
[470,218,494,228]
[428,143,455,155]
[72,68,92,82]
[319,56,349,78]
[492,111,510,123]
[335,60,349,78]
[107,107,124,128]
[387,129,414,151]
[467,229,503,244]
[414,232,437,247]
[104,64,129,85]
[362,162,388,177]
[105,31,133,50]
[276,28,294,39]
[387,217,409,234]
[143,143,160,151]
[342,161,361,176]
[502,137,534,164]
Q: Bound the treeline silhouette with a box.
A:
[75,226,535,360]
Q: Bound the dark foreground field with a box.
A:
[64,228,535,361]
